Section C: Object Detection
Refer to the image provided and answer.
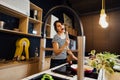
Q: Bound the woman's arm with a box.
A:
[67,49,78,60]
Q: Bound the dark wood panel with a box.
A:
[81,15,94,52]
[81,10,120,54]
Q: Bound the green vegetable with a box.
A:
[41,74,54,80]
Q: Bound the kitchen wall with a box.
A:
[30,0,120,54]
[30,0,68,17]
[81,9,120,54]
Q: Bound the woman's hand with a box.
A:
[52,38,70,55]
[67,50,78,61]
[65,38,70,47]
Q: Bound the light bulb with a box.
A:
[99,9,109,28]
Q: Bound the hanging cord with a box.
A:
[102,0,105,10]
[100,0,106,14]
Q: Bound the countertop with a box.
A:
[22,63,97,80]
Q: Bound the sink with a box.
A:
[29,73,69,80]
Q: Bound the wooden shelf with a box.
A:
[30,2,43,21]
[26,33,41,37]
[46,24,51,27]
[0,2,43,36]
[29,17,42,23]
[29,2,43,36]
[0,29,41,37]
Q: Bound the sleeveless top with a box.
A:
[51,34,67,59]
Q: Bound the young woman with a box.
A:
[50,20,77,68]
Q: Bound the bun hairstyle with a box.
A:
[54,20,63,32]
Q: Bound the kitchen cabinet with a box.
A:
[29,2,42,35]
[27,61,39,76]
[0,1,43,80]
[42,57,51,71]
[0,2,42,36]
[0,63,28,80]
[0,61,40,80]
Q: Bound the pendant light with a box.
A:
[99,0,109,28]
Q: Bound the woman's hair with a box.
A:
[54,20,63,32]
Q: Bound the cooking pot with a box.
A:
[70,64,94,73]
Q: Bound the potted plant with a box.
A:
[88,50,119,80]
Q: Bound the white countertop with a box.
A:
[22,63,96,80]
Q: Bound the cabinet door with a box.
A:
[27,62,39,76]
[0,64,28,80]
[42,57,51,71]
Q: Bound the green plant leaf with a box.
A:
[90,50,96,56]
[89,50,118,74]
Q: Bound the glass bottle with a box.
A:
[35,47,38,61]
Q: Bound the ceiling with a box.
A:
[68,0,120,15]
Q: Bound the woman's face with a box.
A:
[56,22,65,33]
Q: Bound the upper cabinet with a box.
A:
[29,2,43,36]
[0,1,43,37]
[0,2,43,79]
[46,15,58,38]
[0,1,43,61]
[0,0,30,16]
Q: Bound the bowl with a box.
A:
[70,64,93,73]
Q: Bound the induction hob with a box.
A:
[52,64,76,77]
[52,64,98,79]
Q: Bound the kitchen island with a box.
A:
[22,63,97,80]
